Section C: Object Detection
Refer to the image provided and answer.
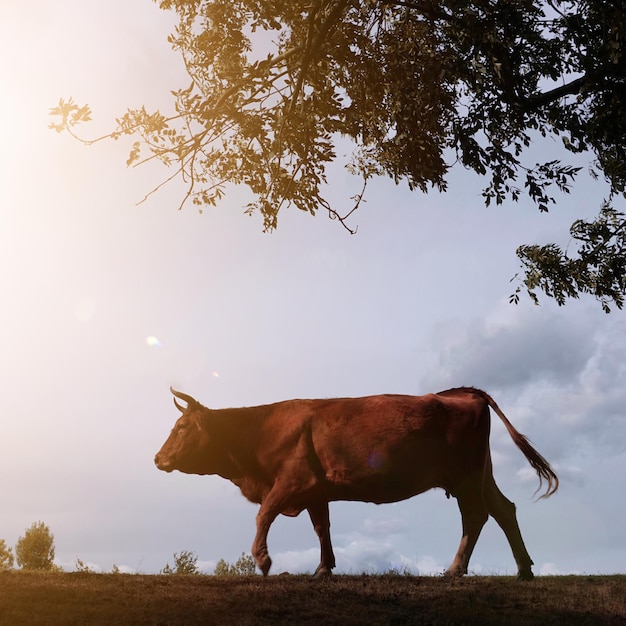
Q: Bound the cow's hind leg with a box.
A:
[484,477,534,580]
[446,483,488,577]
[307,502,335,579]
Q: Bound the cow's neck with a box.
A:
[204,405,273,492]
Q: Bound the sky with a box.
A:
[1,0,624,576]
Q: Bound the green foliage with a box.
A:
[213,558,229,576]
[514,204,626,312]
[214,552,257,576]
[0,538,15,571]
[161,550,201,575]
[50,0,626,310]
[15,521,56,571]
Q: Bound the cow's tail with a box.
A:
[477,389,559,499]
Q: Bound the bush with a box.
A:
[214,553,257,576]
[161,550,200,575]
[75,558,94,573]
[15,521,56,571]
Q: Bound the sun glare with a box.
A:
[146,336,162,348]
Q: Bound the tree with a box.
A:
[50,1,626,310]
[161,550,201,575]
[0,539,14,571]
[15,521,56,571]
[214,552,257,576]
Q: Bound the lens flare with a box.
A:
[146,336,162,347]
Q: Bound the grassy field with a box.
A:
[0,571,625,625]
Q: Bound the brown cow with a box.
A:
[154,386,558,580]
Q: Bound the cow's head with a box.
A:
[154,387,219,475]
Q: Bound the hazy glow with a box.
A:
[74,298,97,323]
[146,336,162,348]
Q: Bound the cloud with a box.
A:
[269,513,448,576]
[271,548,319,574]
[335,539,405,574]
[197,560,218,574]
[513,319,626,459]
[538,562,582,576]
[418,309,626,464]
[271,541,447,576]
[421,309,596,394]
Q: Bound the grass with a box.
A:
[0,571,625,625]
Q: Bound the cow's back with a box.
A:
[304,392,490,503]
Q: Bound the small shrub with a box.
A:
[75,558,94,573]
[214,553,257,576]
[161,550,200,575]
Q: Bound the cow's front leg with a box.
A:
[251,459,318,577]
[252,504,279,576]
[308,502,335,579]
[251,481,305,576]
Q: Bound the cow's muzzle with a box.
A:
[154,453,173,472]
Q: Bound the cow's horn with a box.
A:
[170,387,198,411]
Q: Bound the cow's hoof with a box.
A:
[257,555,272,577]
[442,568,464,579]
[517,569,534,581]
[312,567,332,581]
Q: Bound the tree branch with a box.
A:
[205,45,304,117]
[288,0,353,115]
[522,75,589,111]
